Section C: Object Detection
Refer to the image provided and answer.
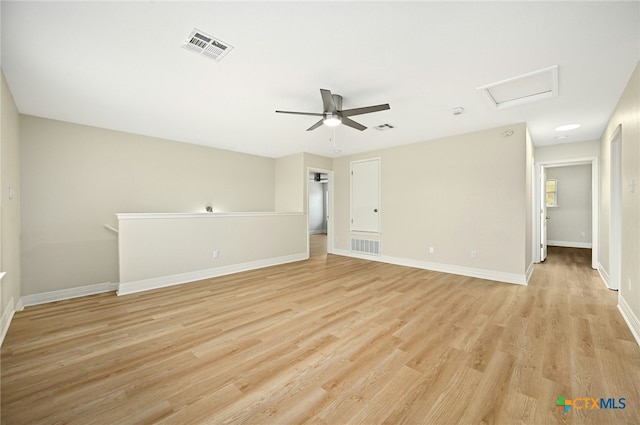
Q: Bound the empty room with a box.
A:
[1,1,639,424]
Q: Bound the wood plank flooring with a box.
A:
[2,242,639,424]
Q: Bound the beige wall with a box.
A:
[1,70,22,324]
[20,116,276,295]
[275,153,304,212]
[333,123,530,280]
[600,60,640,325]
[304,152,333,173]
[274,152,334,214]
[117,212,307,289]
[535,139,600,163]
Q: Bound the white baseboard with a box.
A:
[21,282,119,308]
[547,240,592,249]
[525,261,535,284]
[618,295,640,348]
[118,252,308,296]
[333,249,528,285]
[1,297,17,347]
[598,263,611,288]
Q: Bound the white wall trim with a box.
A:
[21,282,119,308]
[547,240,593,249]
[535,157,599,269]
[598,263,611,288]
[118,252,308,296]
[525,261,535,284]
[618,295,640,348]
[333,249,528,285]
[15,297,24,312]
[117,211,304,220]
[1,297,17,347]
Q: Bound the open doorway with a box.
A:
[535,157,598,269]
[307,168,333,258]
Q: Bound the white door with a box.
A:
[540,166,548,261]
[351,158,380,233]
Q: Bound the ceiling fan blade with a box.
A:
[306,119,325,131]
[340,103,390,117]
[276,110,324,117]
[341,117,367,131]
[320,89,337,113]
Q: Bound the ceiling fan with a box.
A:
[276,89,390,131]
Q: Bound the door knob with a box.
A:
[374,209,378,212]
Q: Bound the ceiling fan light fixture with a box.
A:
[324,114,342,127]
[276,89,388,132]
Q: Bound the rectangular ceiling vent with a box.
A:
[183,28,233,62]
[374,123,395,131]
[477,65,558,110]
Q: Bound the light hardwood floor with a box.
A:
[2,243,639,424]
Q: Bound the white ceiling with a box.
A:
[1,1,639,158]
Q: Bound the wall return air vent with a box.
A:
[477,65,558,110]
[351,238,381,256]
[183,28,233,62]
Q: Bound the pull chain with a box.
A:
[330,126,338,152]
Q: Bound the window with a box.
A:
[546,179,558,207]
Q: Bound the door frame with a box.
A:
[609,125,622,290]
[534,157,599,269]
[306,167,334,256]
[540,165,548,261]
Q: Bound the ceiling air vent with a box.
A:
[183,28,233,62]
[374,123,395,131]
[477,65,558,110]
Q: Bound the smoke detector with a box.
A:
[183,28,233,62]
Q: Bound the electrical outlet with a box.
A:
[213,250,219,259]
[471,250,477,259]
[429,246,435,254]
[580,232,586,239]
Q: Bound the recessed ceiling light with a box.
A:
[555,123,581,131]
[555,135,569,140]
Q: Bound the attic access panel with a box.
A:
[478,65,558,109]
[183,28,233,62]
